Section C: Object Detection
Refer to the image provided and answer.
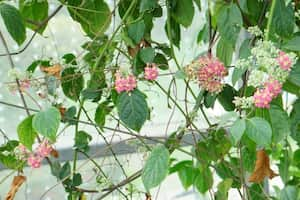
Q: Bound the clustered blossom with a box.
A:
[236,40,297,109]
[277,51,293,71]
[197,56,227,93]
[115,71,137,93]
[233,96,254,109]
[253,79,283,108]
[15,140,54,169]
[144,64,159,81]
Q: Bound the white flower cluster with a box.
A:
[237,40,297,88]
[233,96,254,109]
[248,26,263,37]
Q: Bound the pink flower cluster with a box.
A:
[277,51,292,71]
[115,72,137,93]
[144,64,159,81]
[253,79,282,108]
[16,140,53,169]
[197,56,227,93]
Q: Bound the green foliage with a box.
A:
[74,131,92,153]
[280,186,299,200]
[140,0,158,12]
[169,160,194,190]
[271,0,294,39]
[0,3,26,45]
[217,38,233,66]
[217,84,237,111]
[94,102,112,128]
[61,67,84,101]
[17,115,37,150]
[0,141,23,170]
[215,179,233,200]
[67,0,111,37]
[139,47,155,63]
[194,164,213,193]
[171,0,195,28]
[19,0,48,33]
[117,89,149,131]
[128,20,145,44]
[217,3,242,45]
[142,145,170,191]
[32,107,61,142]
[230,118,246,145]
[269,105,290,143]
[246,117,272,147]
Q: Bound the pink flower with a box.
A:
[264,79,282,98]
[115,73,127,93]
[125,75,137,92]
[15,144,29,160]
[114,72,137,93]
[36,140,53,158]
[21,80,31,90]
[144,64,159,81]
[27,154,42,168]
[197,56,227,93]
[277,51,292,71]
[253,88,273,108]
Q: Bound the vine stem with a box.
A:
[165,0,212,128]
[265,0,276,41]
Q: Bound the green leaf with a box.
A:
[289,62,300,87]
[283,36,300,51]
[17,115,37,150]
[239,38,251,59]
[153,53,169,70]
[241,146,256,172]
[197,23,209,44]
[74,131,92,153]
[280,186,298,200]
[230,118,246,145]
[272,0,294,39]
[279,150,290,183]
[0,3,26,45]
[139,47,155,63]
[142,145,170,191]
[32,107,61,142]
[19,0,48,33]
[165,17,181,48]
[194,164,213,193]
[246,117,272,147]
[215,179,233,200]
[291,99,300,144]
[171,0,194,28]
[67,0,111,37]
[128,20,145,44]
[217,3,242,45]
[217,38,233,66]
[62,53,77,65]
[217,84,237,111]
[59,162,71,180]
[140,0,158,12]
[61,67,84,101]
[194,0,201,11]
[232,67,247,86]
[269,104,290,143]
[117,89,149,131]
[94,102,112,127]
[72,173,82,187]
[170,161,194,190]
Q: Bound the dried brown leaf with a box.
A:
[5,175,26,200]
[40,64,62,78]
[248,149,278,183]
